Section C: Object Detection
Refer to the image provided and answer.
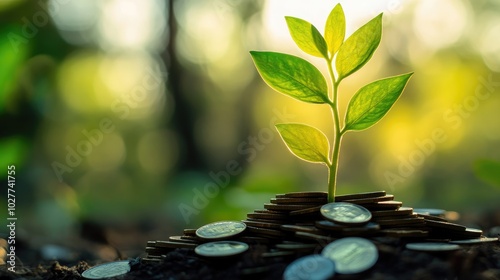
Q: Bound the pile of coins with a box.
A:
[140,191,499,278]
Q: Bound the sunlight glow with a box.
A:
[261,0,411,49]
[475,12,500,72]
[412,0,468,50]
[98,55,148,94]
[98,0,166,51]
[49,0,166,51]
[56,52,109,113]
[48,0,98,45]
[175,0,238,64]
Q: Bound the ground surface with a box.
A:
[1,202,500,279]
[1,238,500,279]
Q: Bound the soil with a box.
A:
[1,237,499,279]
[1,210,499,280]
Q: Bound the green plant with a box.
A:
[250,4,413,202]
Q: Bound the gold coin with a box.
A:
[270,197,327,204]
[280,224,325,235]
[377,217,425,226]
[416,214,447,222]
[168,236,199,243]
[334,191,386,201]
[183,229,197,236]
[371,207,413,218]
[341,195,394,204]
[289,205,322,216]
[154,241,197,249]
[264,203,314,211]
[425,220,466,231]
[246,226,287,237]
[363,201,402,211]
[242,220,283,230]
[295,231,334,243]
[276,192,328,198]
[247,212,289,220]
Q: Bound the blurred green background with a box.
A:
[1,0,499,255]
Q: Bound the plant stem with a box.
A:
[326,59,342,202]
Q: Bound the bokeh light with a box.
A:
[1,0,500,264]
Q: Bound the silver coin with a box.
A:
[406,242,460,252]
[320,202,372,225]
[413,208,445,216]
[283,255,335,280]
[196,221,246,240]
[450,237,499,245]
[195,241,249,257]
[322,237,378,274]
[81,261,130,279]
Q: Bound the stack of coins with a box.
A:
[143,229,202,263]
[144,221,249,263]
[242,192,327,242]
[143,190,499,276]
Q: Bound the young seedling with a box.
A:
[250,4,413,202]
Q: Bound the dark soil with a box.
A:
[1,208,500,280]
[1,238,500,280]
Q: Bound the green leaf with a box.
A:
[336,14,382,80]
[324,4,345,56]
[285,16,328,59]
[276,123,330,164]
[250,51,328,104]
[473,159,500,187]
[344,73,413,131]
